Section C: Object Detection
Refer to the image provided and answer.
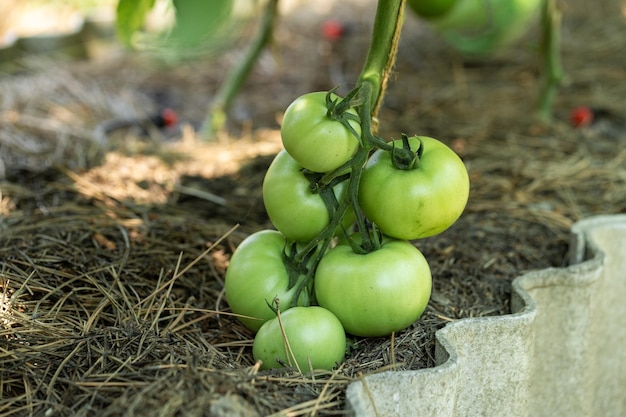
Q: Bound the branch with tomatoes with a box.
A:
[226,0,470,372]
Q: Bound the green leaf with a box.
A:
[168,0,233,48]
[116,0,157,46]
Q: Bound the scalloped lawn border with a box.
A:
[347,214,626,417]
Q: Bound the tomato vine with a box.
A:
[285,0,410,301]
[227,0,468,365]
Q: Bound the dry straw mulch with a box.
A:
[1,0,626,415]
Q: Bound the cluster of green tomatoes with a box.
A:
[224,90,470,372]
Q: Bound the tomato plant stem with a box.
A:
[357,0,406,128]
[202,0,279,138]
[538,0,563,121]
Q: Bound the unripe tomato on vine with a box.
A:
[224,230,310,332]
[358,135,470,240]
[315,236,432,337]
[262,149,354,242]
[407,0,542,55]
[407,0,458,18]
[253,306,346,371]
[280,91,361,174]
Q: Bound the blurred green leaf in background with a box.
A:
[116,0,236,54]
[116,0,157,46]
[168,0,233,48]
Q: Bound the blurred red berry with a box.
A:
[322,20,345,41]
[160,108,179,128]
[570,106,593,128]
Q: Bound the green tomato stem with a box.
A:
[292,161,361,266]
[201,0,279,138]
[357,0,406,125]
[344,148,374,253]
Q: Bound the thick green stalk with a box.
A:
[537,0,564,121]
[357,0,405,126]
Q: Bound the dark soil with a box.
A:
[1,0,624,415]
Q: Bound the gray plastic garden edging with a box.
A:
[346,214,626,417]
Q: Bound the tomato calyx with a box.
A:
[325,88,363,147]
[345,224,384,254]
[326,87,362,120]
[264,296,281,316]
[391,133,422,170]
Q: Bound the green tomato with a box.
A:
[281,91,361,173]
[407,0,458,19]
[224,230,308,332]
[315,238,432,337]
[253,306,346,371]
[358,136,469,240]
[263,149,354,242]
[420,0,542,55]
